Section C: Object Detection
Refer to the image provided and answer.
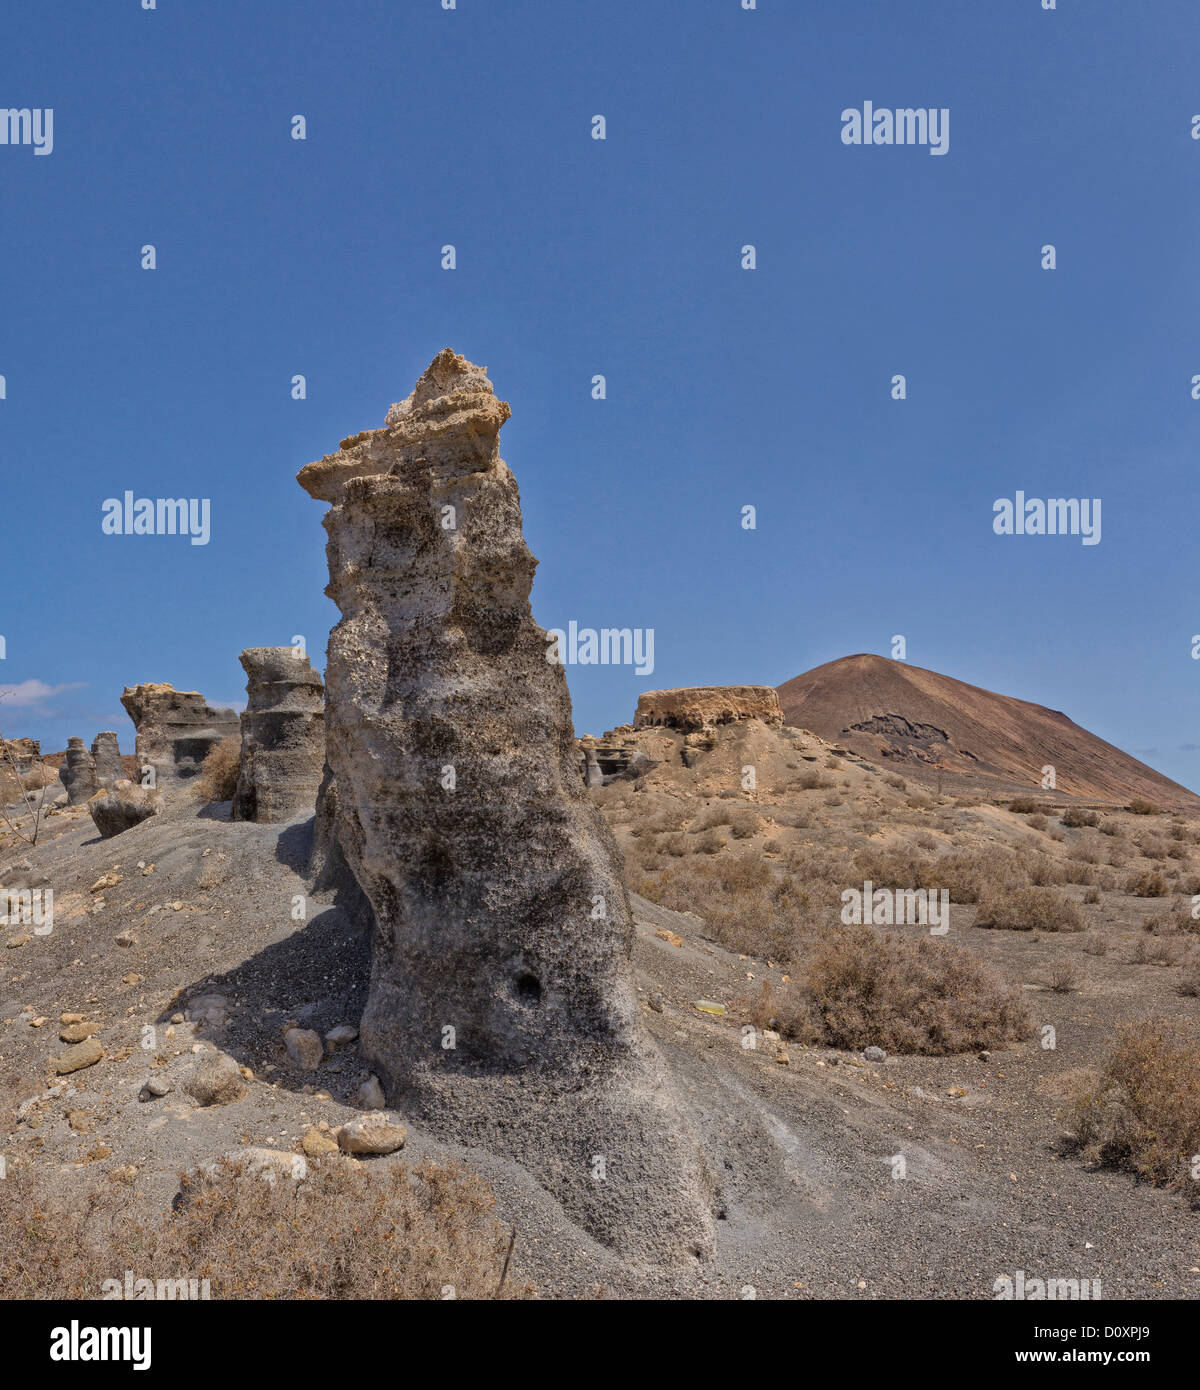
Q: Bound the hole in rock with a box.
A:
[514,972,542,1006]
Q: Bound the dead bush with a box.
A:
[1065,1020,1200,1189]
[1045,961,1080,993]
[1126,869,1168,898]
[1061,807,1100,829]
[975,888,1085,933]
[0,1156,532,1300]
[1128,799,1161,816]
[774,928,1032,1055]
[1009,796,1040,814]
[196,737,241,803]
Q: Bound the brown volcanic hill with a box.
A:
[777,653,1200,808]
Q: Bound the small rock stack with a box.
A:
[90,731,124,788]
[120,683,239,789]
[61,737,98,804]
[232,648,325,823]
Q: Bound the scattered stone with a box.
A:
[6,934,30,948]
[60,1012,85,1024]
[695,1000,726,1016]
[87,780,164,839]
[336,1113,407,1155]
[114,930,138,948]
[648,992,665,1013]
[864,1046,888,1063]
[139,1077,172,1100]
[947,1086,968,1098]
[221,1147,307,1181]
[59,1022,100,1043]
[284,1027,323,1071]
[301,1126,339,1157]
[357,1075,385,1109]
[774,1049,790,1065]
[655,928,684,948]
[323,1024,358,1051]
[67,1109,92,1133]
[978,1050,992,1063]
[54,1037,104,1074]
[183,1052,247,1107]
[232,647,325,823]
[185,993,230,1026]
[90,872,121,893]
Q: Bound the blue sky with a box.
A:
[1,0,1197,790]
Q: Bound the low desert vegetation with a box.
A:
[770,928,1033,1055]
[196,736,242,803]
[0,1157,532,1301]
[1127,798,1161,816]
[1061,807,1100,828]
[975,887,1085,932]
[1066,1021,1200,1194]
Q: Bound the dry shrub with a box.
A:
[1061,807,1100,829]
[975,887,1085,933]
[1083,886,1100,904]
[884,774,906,791]
[775,928,1032,1055]
[0,1157,532,1301]
[690,827,724,855]
[1126,869,1168,898]
[1045,961,1080,993]
[1127,936,1183,966]
[1128,799,1160,816]
[728,809,762,840]
[855,845,1027,905]
[1027,814,1048,831]
[196,736,241,802]
[1065,1020,1200,1189]
[1009,796,1040,814]
[630,854,839,963]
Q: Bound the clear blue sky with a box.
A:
[2,0,1198,790]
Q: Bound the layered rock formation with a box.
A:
[1,737,40,774]
[87,779,164,839]
[120,683,239,789]
[298,349,712,1263]
[232,648,325,823]
[634,685,783,733]
[61,738,98,804]
[90,732,124,788]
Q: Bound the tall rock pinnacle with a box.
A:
[298,349,713,1262]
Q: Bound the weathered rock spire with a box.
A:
[298,349,712,1262]
[232,647,324,823]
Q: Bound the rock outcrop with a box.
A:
[61,737,99,804]
[298,349,712,1263]
[634,685,783,733]
[119,683,239,789]
[90,732,124,788]
[232,648,325,823]
[87,779,164,838]
[0,737,40,774]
